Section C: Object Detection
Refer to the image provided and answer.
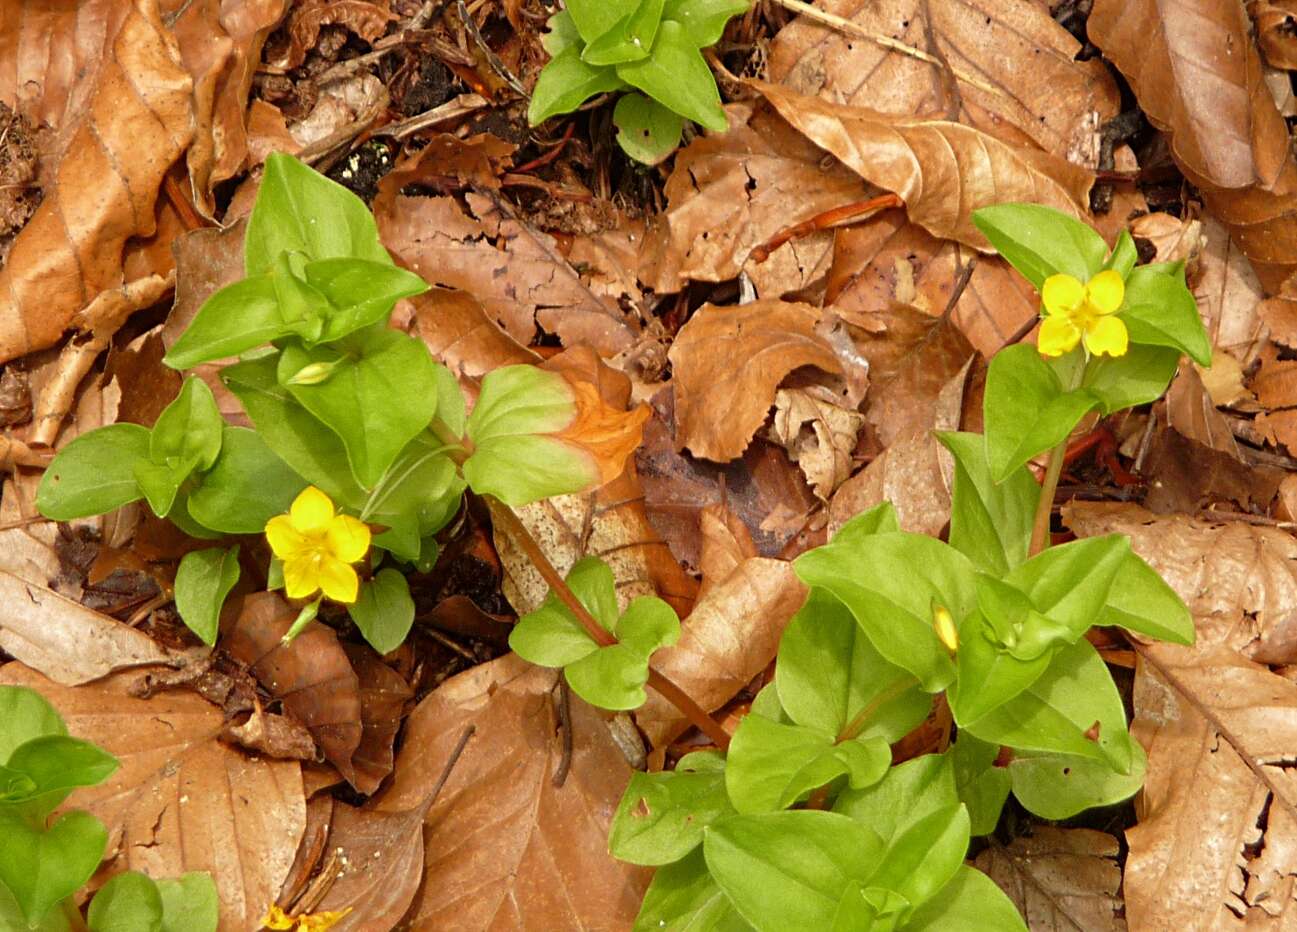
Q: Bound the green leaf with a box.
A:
[567,597,680,710]
[36,424,150,521]
[1103,229,1138,279]
[362,435,464,541]
[725,713,890,813]
[305,257,429,342]
[775,589,929,742]
[865,804,970,914]
[245,152,393,275]
[970,203,1108,288]
[528,46,626,124]
[582,0,664,65]
[431,362,466,438]
[833,752,957,844]
[1010,740,1146,820]
[794,532,976,692]
[904,865,1027,931]
[1119,263,1211,366]
[975,573,1074,662]
[88,871,163,932]
[616,20,728,130]
[464,435,601,505]
[542,9,583,55]
[633,848,752,931]
[829,501,901,545]
[281,329,439,488]
[162,274,284,369]
[662,0,750,46]
[131,461,184,519]
[509,556,613,666]
[951,735,1011,835]
[0,882,72,932]
[174,547,240,647]
[187,427,306,534]
[949,609,1055,725]
[0,735,116,826]
[156,872,218,932]
[0,687,66,763]
[221,353,366,509]
[1081,342,1180,413]
[149,378,224,479]
[347,568,415,654]
[610,751,732,865]
[1004,535,1130,640]
[984,344,1099,481]
[0,808,107,927]
[937,431,1038,576]
[467,365,577,440]
[963,638,1135,770]
[614,93,684,164]
[1098,551,1194,645]
[704,811,885,932]
[566,0,637,42]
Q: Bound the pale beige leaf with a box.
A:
[369,654,650,929]
[769,0,1119,162]
[829,431,949,538]
[0,663,305,931]
[636,558,807,748]
[753,80,1094,251]
[1194,218,1267,367]
[668,300,845,462]
[697,502,757,599]
[1127,643,1297,928]
[0,571,181,685]
[767,386,864,501]
[973,827,1125,931]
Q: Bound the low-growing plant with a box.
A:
[0,685,218,931]
[508,203,1208,928]
[527,0,751,164]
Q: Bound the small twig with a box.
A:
[458,0,527,97]
[749,193,903,263]
[374,93,489,141]
[938,253,978,323]
[765,0,1009,100]
[514,122,576,174]
[552,680,574,788]
[424,725,476,810]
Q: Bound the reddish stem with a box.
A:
[749,193,903,263]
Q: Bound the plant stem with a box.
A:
[489,498,732,750]
[1029,437,1068,558]
[837,675,920,743]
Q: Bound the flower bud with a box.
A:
[286,360,341,386]
[933,603,959,653]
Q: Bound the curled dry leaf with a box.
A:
[636,557,807,748]
[275,0,394,70]
[1128,642,1297,927]
[697,501,757,598]
[973,827,1125,931]
[668,300,846,462]
[222,592,370,792]
[637,104,873,295]
[1142,425,1282,515]
[829,430,949,537]
[1250,344,1297,455]
[1063,502,1297,666]
[767,387,865,501]
[0,570,181,685]
[0,0,193,364]
[341,642,413,794]
[369,654,651,929]
[0,663,305,931]
[412,287,538,380]
[1251,0,1297,70]
[752,81,1093,251]
[768,0,1119,163]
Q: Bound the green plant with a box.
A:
[36,152,646,655]
[527,0,751,164]
[0,685,218,931]
[508,203,1207,928]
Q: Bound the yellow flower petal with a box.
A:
[1037,315,1081,357]
[261,905,296,930]
[317,557,359,603]
[290,486,335,533]
[1085,269,1125,315]
[327,515,371,564]
[296,908,353,932]
[283,556,322,600]
[1041,273,1084,316]
[1083,315,1129,357]
[265,514,307,560]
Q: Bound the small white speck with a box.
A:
[632,36,642,46]
[179,795,189,803]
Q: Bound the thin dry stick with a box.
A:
[490,500,733,750]
[765,0,1007,100]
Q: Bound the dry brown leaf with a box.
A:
[637,104,873,295]
[697,502,758,598]
[1128,642,1297,927]
[1063,502,1297,667]
[1142,425,1282,515]
[1131,211,1205,267]
[341,643,412,795]
[636,558,807,748]
[826,209,1040,358]
[768,0,1119,162]
[412,287,539,379]
[275,0,394,70]
[767,386,864,500]
[829,431,948,538]
[369,654,650,929]
[1252,0,1297,70]
[0,663,305,931]
[223,593,370,791]
[973,827,1125,931]
[1194,218,1268,367]
[0,0,192,364]
[307,801,427,930]
[668,300,846,462]
[0,571,182,685]
[1165,361,1242,455]
[379,190,638,355]
[753,80,1093,251]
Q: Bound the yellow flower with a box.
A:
[260,904,353,932]
[265,486,370,603]
[1037,269,1128,358]
[261,905,296,930]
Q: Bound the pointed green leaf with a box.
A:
[1119,263,1211,366]
[156,872,219,932]
[174,547,240,647]
[970,203,1108,287]
[163,274,284,369]
[616,20,727,130]
[36,423,151,521]
[951,735,1011,835]
[904,865,1027,931]
[0,687,67,763]
[582,0,664,65]
[662,0,750,46]
[633,847,752,931]
[528,46,626,124]
[87,871,163,932]
[306,257,429,342]
[610,752,732,865]
[348,568,415,654]
[1009,740,1146,820]
[1098,551,1194,645]
[0,808,107,927]
[937,431,1038,575]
